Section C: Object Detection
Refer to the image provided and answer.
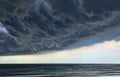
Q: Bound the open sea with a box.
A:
[0,64,120,77]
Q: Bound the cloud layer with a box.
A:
[0,0,120,55]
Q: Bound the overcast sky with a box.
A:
[0,38,119,64]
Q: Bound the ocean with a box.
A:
[0,64,120,77]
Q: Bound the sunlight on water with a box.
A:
[0,39,120,63]
[101,76,120,77]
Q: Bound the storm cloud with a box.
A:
[0,0,120,55]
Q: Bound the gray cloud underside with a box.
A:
[0,0,120,55]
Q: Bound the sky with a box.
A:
[0,38,119,64]
[0,23,119,64]
[0,22,8,33]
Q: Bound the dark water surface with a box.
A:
[0,64,120,77]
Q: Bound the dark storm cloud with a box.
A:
[0,0,120,55]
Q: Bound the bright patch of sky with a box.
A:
[0,22,8,33]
